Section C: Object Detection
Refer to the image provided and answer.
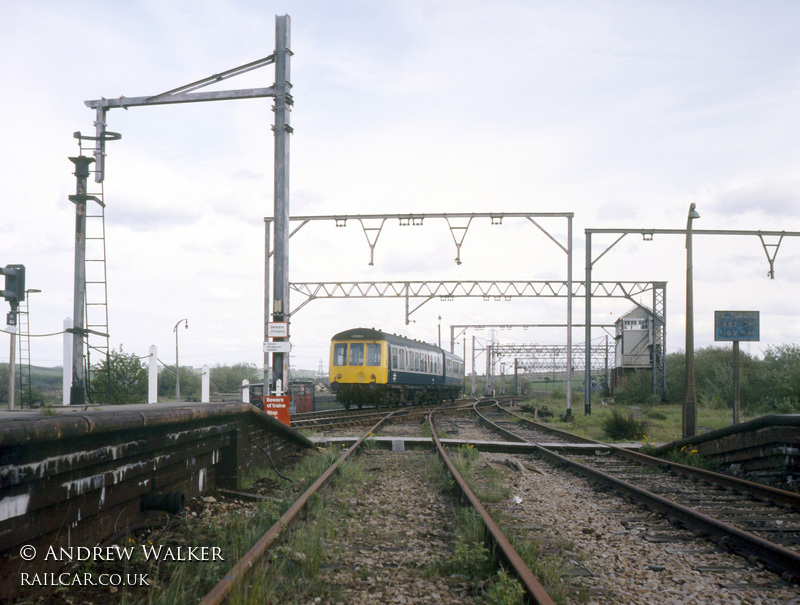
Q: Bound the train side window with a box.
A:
[349,343,364,366]
[333,343,347,366]
[391,346,398,370]
[367,343,381,366]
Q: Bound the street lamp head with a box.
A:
[688,203,700,220]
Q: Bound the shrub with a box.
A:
[602,409,649,441]
[483,569,525,604]
[613,370,661,406]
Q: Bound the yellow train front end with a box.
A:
[329,328,389,409]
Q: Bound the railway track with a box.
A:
[21,399,800,603]
[290,399,478,431]
[472,401,800,584]
[196,403,557,604]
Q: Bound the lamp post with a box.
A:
[174,318,188,400]
[683,203,700,438]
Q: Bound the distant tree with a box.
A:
[754,344,800,413]
[210,363,260,394]
[158,366,201,401]
[664,351,686,403]
[89,346,147,404]
[613,369,659,405]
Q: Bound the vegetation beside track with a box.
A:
[509,396,753,445]
[442,444,572,604]
[58,444,536,605]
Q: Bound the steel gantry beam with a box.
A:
[268,211,578,413]
[493,343,614,372]
[584,227,800,417]
[448,323,616,400]
[448,323,615,355]
[476,341,614,397]
[289,280,664,321]
[266,212,573,265]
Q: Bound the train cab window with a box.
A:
[349,343,364,365]
[366,343,381,366]
[333,343,347,366]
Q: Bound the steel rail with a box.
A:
[486,403,800,583]
[477,404,604,445]
[199,410,400,605]
[497,403,800,508]
[290,399,481,431]
[428,405,556,605]
[291,404,472,430]
[531,442,800,583]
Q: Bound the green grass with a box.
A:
[517,399,747,444]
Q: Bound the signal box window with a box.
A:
[367,343,381,366]
[349,343,364,366]
[334,343,347,366]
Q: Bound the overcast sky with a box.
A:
[2,1,800,376]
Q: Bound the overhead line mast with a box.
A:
[76,15,292,404]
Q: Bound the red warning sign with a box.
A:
[263,396,291,426]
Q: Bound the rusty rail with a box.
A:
[495,402,800,507]
[488,402,800,584]
[428,405,556,605]
[198,410,399,605]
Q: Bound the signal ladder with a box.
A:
[74,134,111,393]
[17,298,32,406]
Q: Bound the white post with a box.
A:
[63,318,72,406]
[201,365,210,403]
[148,345,158,404]
[241,379,250,403]
[275,378,283,396]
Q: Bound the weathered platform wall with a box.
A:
[654,414,800,484]
[0,402,313,600]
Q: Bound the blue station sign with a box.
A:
[714,311,760,342]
